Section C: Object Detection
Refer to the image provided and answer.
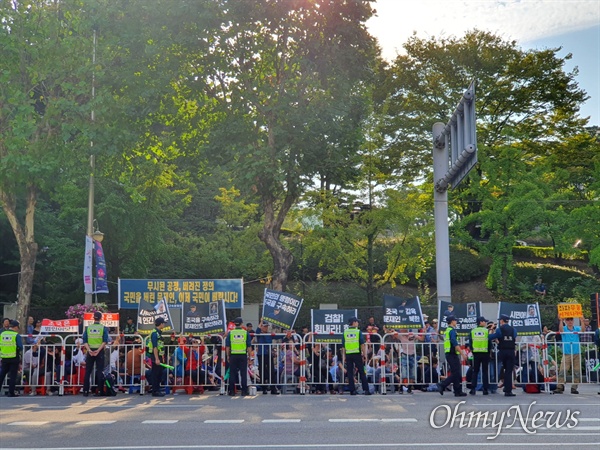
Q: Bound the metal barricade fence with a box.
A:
[2,335,65,396]
[62,333,146,396]
[160,334,226,395]
[300,331,442,395]
[251,332,304,395]
[543,331,598,393]
[4,330,598,397]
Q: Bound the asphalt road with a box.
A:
[1,385,599,449]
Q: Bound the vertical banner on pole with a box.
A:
[83,236,93,294]
[94,241,109,294]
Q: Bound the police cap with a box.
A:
[348,317,359,325]
[446,315,457,323]
[93,311,103,320]
[476,316,487,324]
[499,314,510,322]
[234,317,243,325]
[155,317,166,326]
[10,320,20,328]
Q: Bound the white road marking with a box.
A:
[7,421,49,426]
[142,420,179,424]
[262,419,302,423]
[204,419,245,424]
[74,421,116,425]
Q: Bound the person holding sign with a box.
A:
[556,315,584,394]
[488,314,517,397]
[82,311,109,397]
[342,317,371,396]
[226,317,251,396]
[436,316,467,397]
[467,317,490,396]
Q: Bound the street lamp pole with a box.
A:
[85,154,95,306]
[84,30,97,306]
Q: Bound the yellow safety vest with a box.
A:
[471,326,488,353]
[230,329,248,354]
[0,330,18,358]
[344,328,360,354]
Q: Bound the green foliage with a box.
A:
[424,245,489,284]
[1,4,598,317]
[513,246,557,259]
[510,262,600,303]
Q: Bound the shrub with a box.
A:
[424,245,489,284]
[511,263,600,303]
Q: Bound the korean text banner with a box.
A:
[261,289,303,330]
[382,294,424,329]
[118,279,244,310]
[438,300,481,337]
[82,312,120,328]
[311,309,357,344]
[557,303,583,319]
[137,298,174,335]
[41,318,79,333]
[83,236,93,294]
[497,302,542,335]
[182,299,226,335]
[94,241,109,294]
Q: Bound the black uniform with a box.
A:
[490,323,517,395]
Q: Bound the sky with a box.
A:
[366,0,600,126]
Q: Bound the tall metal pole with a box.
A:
[85,155,95,306]
[433,122,451,303]
[84,30,97,306]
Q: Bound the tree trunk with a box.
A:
[258,194,294,293]
[0,184,37,332]
[366,232,375,306]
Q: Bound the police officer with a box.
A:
[488,314,517,397]
[226,317,251,396]
[342,317,371,395]
[123,317,136,335]
[82,311,109,397]
[437,316,467,397]
[147,317,167,397]
[0,320,23,397]
[468,316,490,395]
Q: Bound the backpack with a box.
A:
[98,370,117,396]
[524,383,541,394]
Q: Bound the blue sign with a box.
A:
[262,289,303,330]
[119,279,244,310]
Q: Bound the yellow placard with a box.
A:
[557,303,582,319]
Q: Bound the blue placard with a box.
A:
[119,279,244,310]
[262,289,303,330]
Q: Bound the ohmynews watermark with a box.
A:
[430,401,580,440]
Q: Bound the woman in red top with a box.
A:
[184,339,207,385]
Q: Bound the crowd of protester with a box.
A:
[1,312,599,397]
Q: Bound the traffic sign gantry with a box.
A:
[434,80,477,192]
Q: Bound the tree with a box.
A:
[376,30,591,293]
[0,0,96,326]
[201,0,378,291]
[301,184,433,305]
